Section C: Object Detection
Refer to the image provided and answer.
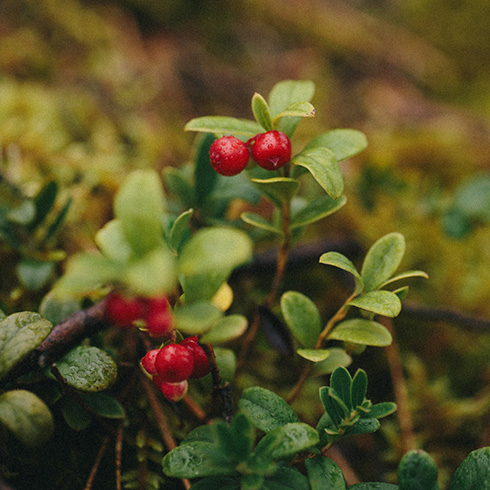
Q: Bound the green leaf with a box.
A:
[182,423,219,445]
[449,447,490,490]
[185,116,263,137]
[344,418,380,436]
[319,252,363,293]
[39,291,83,325]
[216,414,255,462]
[79,392,126,419]
[377,270,429,289]
[55,345,117,392]
[306,457,347,490]
[451,174,490,221]
[162,167,195,208]
[95,219,133,263]
[292,148,344,199]
[271,101,315,127]
[214,347,236,383]
[349,484,398,489]
[162,441,236,478]
[297,349,331,362]
[347,290,402,318]
[28,180,58,231]
[330,367,353,410]
[351,369,368,408]
[190,477,240,490]
[312,348,352,376]
[304,129,368,162]
[168,209,193,253]
[369,402,397,419]
[180,271,230,304]
[253,423,319,461]
[290,194,346,230]
[319,387,345,427]
[251,177,301,206]
[114,170,166,257]
[200,314,248,344]
[0,312,53,380]
[16,259,55,291]
[398,450,439,490]
[252,92,273,131]
[264,466,310,489]
[61,396,92,431]
[239,387,299,433]
[194,132,219,206]
[173,302,223,335]
[0,390,54,447]
[361,233,406,292]
[329,319,392,347]
[241,212,283,236]
[280,291,322,348]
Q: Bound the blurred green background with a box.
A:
[2,0,490,486]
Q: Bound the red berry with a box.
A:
[141,348,160,375]
[155,344,194,383]
[105,293,143,327]
[209,136,250,176]
[145,297,173,337]
[180,337,210,379]
[251,131,291,170]
[153,377,188,402]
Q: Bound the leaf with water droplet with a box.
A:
[306,456,347,490]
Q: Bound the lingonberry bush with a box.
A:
[1,80,489,489]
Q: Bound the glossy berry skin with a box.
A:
[209,136,250,176]
[141,349,160,375]
[251,131,291,170]
[155,344,194,383]
[153,377,188,402]
[145,297,173,337]
[105,293,143,327]
[180,337,210,379]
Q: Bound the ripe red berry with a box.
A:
[153,376,188,402]
[141,348,160,375]
[180,337,210,379]
[251,130,291,170]
[209,136,250,176]
[155,344,194,383]
[105,293,143,327]
[145,297,173,337]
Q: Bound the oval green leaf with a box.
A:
[55,345,117,392]
[349,484,398,490]
[351,369,368,408]
[329,319,392,347]
[95,219,133,263]
[241,212,283,236]
[449,447,490,490]
[0,389,54,447]
[398,450,438,490]
[330,366,353,410]
[0,312,53,380]
[280,291,321,348]
[168,209,193,252]
[80,392,126,419]
[185,116,263,137]
[214,347,236,383]
[16,259,55,291]
[252,92,273,131]
[306,457,347,490]
[173,302,223,335]
[347,290,402,318]
[239,386,298,433]
[271,101,315,127]
[297,349,331,362]
[290,194,346,230]
[361,233,406,292]
[200,314,248,344]
[39,291,83,325]
[319,251,363,293]
[369,402,397,419]
[304,129,368,162]
[378,270,429,289]
[251,177,301,205]
[312,348,352,376]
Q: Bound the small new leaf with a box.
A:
[252,92,273,131]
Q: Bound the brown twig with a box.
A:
[183,394,206,421]
[115,422,123,490]
[84,435,111,490]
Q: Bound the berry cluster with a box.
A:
[141,337,210,402]
[209,130,291,177]
[105,292,173,338]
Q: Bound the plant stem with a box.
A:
[84,436,110,490]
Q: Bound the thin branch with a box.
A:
[84,436,111,490]
[115,422,123,490]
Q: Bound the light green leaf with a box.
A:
[0,312,53,380]
[280,291,321,348]
[306,457,347,490]
[297,349,331,362]
[291,147,344,199]
[39,291,83,325]
[16,259,55,291]
[304,129,368,162]
[252,92,273,131]
[319,251,363,293]
[114,170,166,257]
[0,390,54,447]
[241,212,283,236]
[239,387,298,433]
[347,290,402,318]
[179,271,230,304]
[271,101,315,127]
[55,345,117,392]
[312,348,352,376]
[361,233,406,292]
[251,177,301,206]
[95,219,133,263]
[290,195,346,230]
[329,319,392,347]
[200,314,248,344]
[214,347,236,383]
[173,302,223,335]
[185,116,263,137]
[378,270,429,289]
[168,209,193,252]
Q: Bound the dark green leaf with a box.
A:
[304,129,367,162]
[349,484,398,489]
[194,132,219,206]
[61,396,92,431]
[351,369,368,408]
[330,367,353,410]
[369,402,397,419]
[290,194,346,230]
[252,92,273,131]
[16,259,55,291]
[329,319,392,347]
[0,389,54,447]
[185,116,263,137]
[319,252,363,293]
[216,414,255,462]
[28,180,58,231]
[258,305,294,357]
[190,476,240,490]
[239,386,298,433]
[0,312,53,380]
[319,387,345,428]
[182,423,219,445]
[79,392,126,419]
[449,447,490,490]
[344,418,380,436]
[306,456,347,490]
[347,290,402,318]
[40,196,72,245]
[398,450,439,490]
[264,466,310,490]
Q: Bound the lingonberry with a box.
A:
[105,292,143,327]
[153,376,188,402]
[141,348,160,375]
[145,296,174,337]
[209,135,250,176]
[155,343,194,383]
[251,130,291,171]
[180,337,210,379]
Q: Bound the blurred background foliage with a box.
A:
[2,0,490,486]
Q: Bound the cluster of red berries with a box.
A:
[209,130,291,176]
[141,337,210,402]
[105,292,173,338]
